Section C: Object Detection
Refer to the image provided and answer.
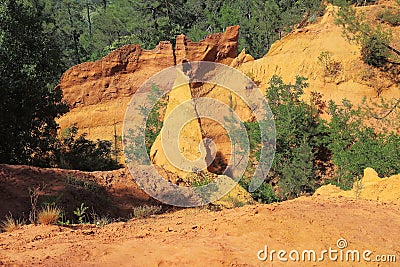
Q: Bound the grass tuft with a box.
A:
[1,215,24,232]
[38,205,61,225]
[133,205,162,219]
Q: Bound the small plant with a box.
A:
[318,51,343,79]
[191,177,212,187]
[245,71,261,85]
[228,196,246,208]
[74,203,89,224]
[353,179,363,200]
[0,214,24,232]
[29,184,47,225]
[133,205,162,219]
[245,71,255,81]
[183,170,218,187]
[38,204,62,225]
[91,209,111,227]
[57,211,70,226]
[94,216,111,227]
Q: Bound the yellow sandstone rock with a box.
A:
[150,69,207,178]
[314,168,400,204]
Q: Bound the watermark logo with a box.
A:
[257,238,397,263]
[336,238,348,250]
[122,61,276,207]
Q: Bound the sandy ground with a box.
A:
[1,194,399,266]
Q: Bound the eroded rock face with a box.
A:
[314,168,400,205]
[59,42,175,108]
[59,26,242,109]
[57,26,249,177]
[175,25,240,64]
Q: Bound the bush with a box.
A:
[327,99,400,189]
[278,140,316,199]
[377,8,400,27]
[239,76,330,201]
[360,29,392,67]
[38,204,61,225]
[250,182,279,204]
[245,75,399,197]
[58,125,121,171]
[266,75,329,200]
[136,84,167,156]
[334,1,397,67]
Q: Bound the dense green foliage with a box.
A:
[334,0,400,67]
[240,76,399,202]
[36,0,325,65]
[327,99,400,189]
[265,76,329,200]
[0,0,68,166]
[0,0,126,170]
[58,125,121,171]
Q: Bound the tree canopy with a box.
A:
[36,0,325,66]
[0,0,67,166]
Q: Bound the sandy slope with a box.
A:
[1,195,399,266]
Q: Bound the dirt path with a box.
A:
[1,195,399,266]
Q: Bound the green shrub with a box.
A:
[327,99,400,189]
[279,140,316,199]
[266,75,329,200]
[58,125,121,171]
[318,51,343,78]
[135,83,167,156]
[239,76,330,201]
[250,182,279,204]
[335,1,397,67]
[360,29,392,67]
[377,8,400,26]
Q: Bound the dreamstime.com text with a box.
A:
[257,238,397,263]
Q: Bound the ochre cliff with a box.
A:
[59,25,241,109]
[57,26,245,145]
[238,4,399,106]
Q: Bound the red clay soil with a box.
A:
[1,194,399,266]
[0,164,159,221]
